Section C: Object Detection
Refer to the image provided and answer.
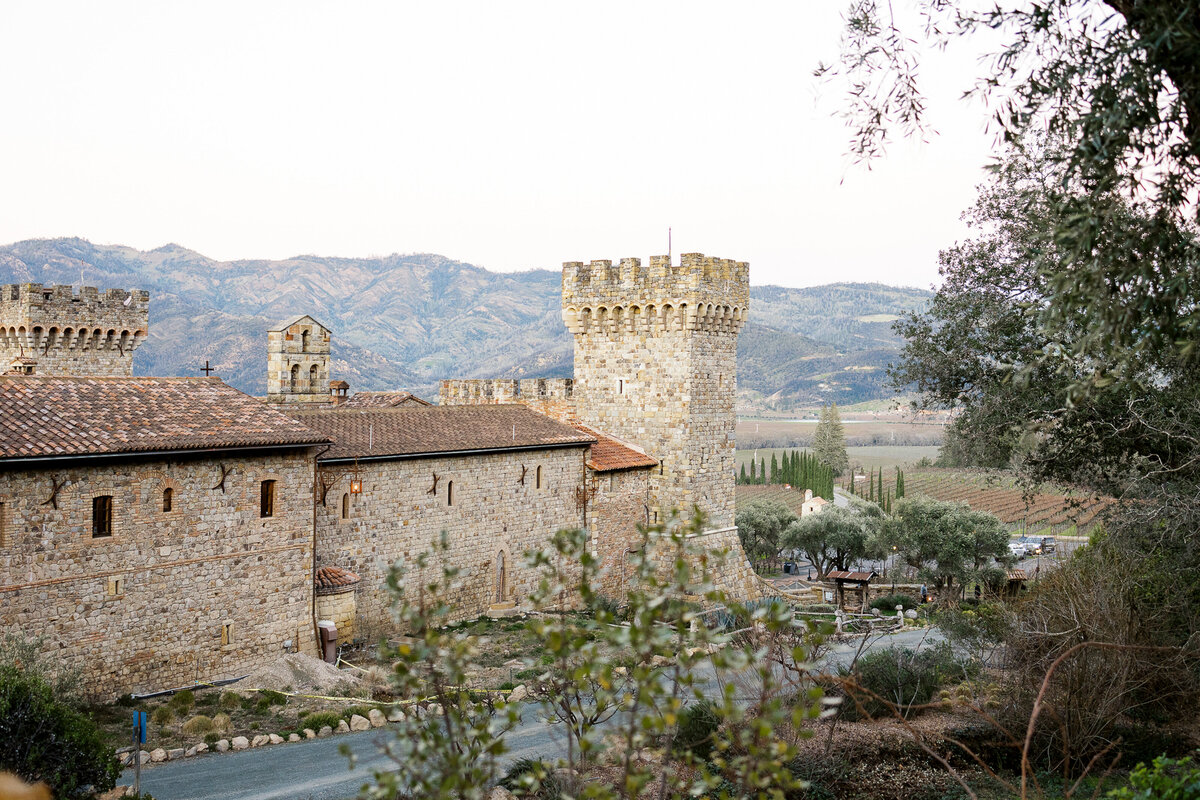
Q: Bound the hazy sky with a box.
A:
[0,2,1001,289]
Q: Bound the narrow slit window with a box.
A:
[341,492,349,520]
[618,379,624,394]
[447,480,454,507]
[92,495,113,538]
[221,621,234,646]
[260,480,276,518]
[162,487,173,513]
[0,501,6,547]
[535,465,543,490]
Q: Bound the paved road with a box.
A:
[124,626,940,800]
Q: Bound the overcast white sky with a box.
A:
[0,2,1001,289]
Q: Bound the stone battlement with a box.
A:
[439,378,576,423]
[0,284,150,376]
[561,254,748,336]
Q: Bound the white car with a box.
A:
[1007,541,1027,559]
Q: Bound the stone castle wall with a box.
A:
[315,446,587,632]
[0,284,149,376]
[266,318,331,404]
[439,378,577,423]
[315,590,358,643]
[0,450,317,699]
[561,254,747,530]
[586,467,652,595]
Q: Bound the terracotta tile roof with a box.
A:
[315,566,360,594]
[329,380,350,389]
[827,570,878,582]
[1007,569,1027,581]
[0,376,329,461]
[340,391,432,409]
[288,405,595,460]
[572,424,657,472]
[10,357,37,365]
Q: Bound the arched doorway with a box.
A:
[495,551,506,603]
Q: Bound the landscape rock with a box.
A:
[215,739,230,752]
[268,734,284,745]
[149,748,168,763]
[507,685,528,703]
[251,734,270,747]
[350,714,371,731]
[117,752,132,767]
[387,708,405,722]
[185,744,204,757]
[905,609,919,620]
[288,733,301,742]
[167,748,185,761]
[137,750,150,765]
[304,728,316,739]
[337,719,350,733]
[99,787,133,799]
[318,725,333,737]
[430,703,443,716]
[490,787,517,800]
[231,736,250,750]
[368,709,386,727]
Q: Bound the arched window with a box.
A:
[341,492,349,520]
[289,364,299,391]
[535,466,543,489]
[162,487,173,513]
[309,364,318,387]
[301,329,310,351]
[447,481,454,506]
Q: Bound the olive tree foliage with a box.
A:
[734,498,796,564]
[781,504,878,579]
[882,496,1012,595]
[819,0,1200,392]
[362,513,830,800]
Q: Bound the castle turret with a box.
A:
[562,253,749,529]
[266,315,331,404]
[0,283,149,377]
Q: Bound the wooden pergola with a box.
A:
[826,570,879,612]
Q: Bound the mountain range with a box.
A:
[0,238,930,408]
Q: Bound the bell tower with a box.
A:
[266,314,331,404]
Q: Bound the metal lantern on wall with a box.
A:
[350,458,362,494]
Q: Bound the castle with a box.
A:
[0,254,756,698]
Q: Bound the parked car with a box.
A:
[1008,541,1027,559]
[1018,535,1043,555]
[1040,536,1057,553]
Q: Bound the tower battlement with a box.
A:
[0,283,150,377]
[561,254,748,336]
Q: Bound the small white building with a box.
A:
[801,489,829,517]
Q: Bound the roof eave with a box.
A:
[319,438,592,464]
[0,440,329,467]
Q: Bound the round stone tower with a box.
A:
[561,253,749,529]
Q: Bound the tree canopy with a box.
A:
[782,503,878,579]
[734,499,796,564]
[882,496,1012,595]
[813,403,849,476]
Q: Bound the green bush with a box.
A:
[498,681,515,691]
[586,594,624,621]
[259,689,288,706]
[218,691,242,710]
[0,664,120,799]
[181,714,214,735]
[671,699,721,762]
[302,711,343,730]
[499,757,564,799]
[343,705,369,720]
[1107,754,1200,799]
[837,642,970,721]
[150,705,175,726]
[514,668,541,681]
[204,732,220,746]
[870,594,919,612]
[168,689,195,712]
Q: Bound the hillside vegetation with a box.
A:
[0,238,929,403]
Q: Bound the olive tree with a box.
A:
[883,496,1012,597]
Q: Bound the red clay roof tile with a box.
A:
[572,424,657,472]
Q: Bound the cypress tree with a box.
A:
[739,463,747,484]
[759,457,767,485]
[749,458,756,484]
[770,453,779,484]
[896,467,905,498]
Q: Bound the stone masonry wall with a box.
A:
[0,450,317,699]
[439,378,577,423]
[315,590,358,643]
[315,446,587,631]
[266,317,331,404]
[0,284,150,377]
[586,467,652,596]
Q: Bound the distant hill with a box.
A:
[0,239,930,405]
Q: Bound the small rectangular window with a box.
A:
[0,501,6,547]
[260,480,276,518]
[92,496,113,538]
[221,621,234,646]
[107,576,124,596]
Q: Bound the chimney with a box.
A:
[329,380,349,406]
[804,489,813,502]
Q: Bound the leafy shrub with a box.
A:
[837,642,970,720]
[150,705,174,726]
[586,594,624,621]
[254,697,272,713]
[259,689,288,706]
[302,711,342,730]
[249,721,259,731]
[0,664,119,799]
[1107,754,1200,799]
[168,689,195,713]
[218,691,241,710]
[180,714,214,735]
[196,691,218,707]
[498,681,515,691]
[204,732,219,746]
[870,594,919,612]
[343,705,369,720]
[499,757,564,799]
[803,603,836,614]
[514,668,541,681]
[671,699,721,762]
[211,712,232,733]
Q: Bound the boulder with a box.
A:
[368,709,386,728]
[508,685,529,703]
[215,740,230,752]
[905,609,919,620]
[387,708,405,723]
[251,734,270,748]
[317,725,333,737]
[288,733,301,742]
[304,728,316,739]
[350,714,371,731]
[166,748,185,761]
[430,703,443,716]
[268,734,284,745]
[117,752,133,767]
[149,748,168,763]
[337,719,350,733]
[490,787,517,800]
[185,744,205,757]
[137,750,150,765]
[231,736,250,750]
[98,787,134,799]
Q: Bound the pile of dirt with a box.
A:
[240,653,361,694]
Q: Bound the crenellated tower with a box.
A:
[0,283,149,377]
[562,253,749,529]
[266,314,331,404]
